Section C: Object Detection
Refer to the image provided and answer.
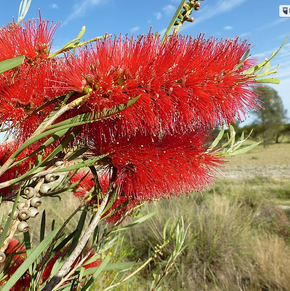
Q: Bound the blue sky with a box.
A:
[1,0,290,124]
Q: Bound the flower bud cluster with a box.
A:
[175,0,202,26]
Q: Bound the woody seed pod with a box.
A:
[0,252,6,263]
[18,209,30,221]
[23,187,35,199]
[17,202,27,210]
[8,209,19,219]
[55,161,64,167]
[28,207,39,218]
[17,221,29,233]
[45,174,56,182]
[30,197,42,208]
[40,184,51,194]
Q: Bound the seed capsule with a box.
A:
[30,197,42,208]
[28,207,39,218]
[18,209,30,221]
[17,202,27,210]
[23,187,35,199]
[40,184,51,194]
[45,174,56,182]
[17,221,29,233]
[8,209,19,219]
[55,161,64,167]
[0,252,6,263]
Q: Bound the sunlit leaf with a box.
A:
[0,56,25,74]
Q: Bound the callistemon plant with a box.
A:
[0,0,285,290]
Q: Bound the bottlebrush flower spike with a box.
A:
[89,130,222,201]
[0,238,30,291]
[62,32,258,140]
[0,58,66,141]
[71,171,135,223]
[0,15,58,61]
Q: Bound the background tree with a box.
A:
[253,85,288,146]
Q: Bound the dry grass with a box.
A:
[225,143,290,167]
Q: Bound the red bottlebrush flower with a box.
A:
[0,15,58,61]
[1,238,30,291]
[41,245,101,283]
[70,171,96,200]
[0,58,66,141]
[89,130,222,201]
[62,33,258,141]
[71,170,135,223]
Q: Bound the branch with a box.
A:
[42,191,110,291]
[0,94,89,179]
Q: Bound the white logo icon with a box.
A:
[279,5,290,17]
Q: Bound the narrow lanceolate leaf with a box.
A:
[54,154,110,173]
[82,262,135,277]
[18,0,32,23]
[208,126,225,151]
[11,96,141,159]
[161,0,186,43]
[40,210,46,242]
[226,142,260,157]
[112,212,157,233]
[256,78,280,84]
[10,128,71,168]
[81,256,111,291]
[0,190,20,249]
[2,228,60,291]
[48,95,141,130]
[0,56,25,74]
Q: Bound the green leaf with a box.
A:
[113,212,157,233]
[18,0,32,23]
[68,208,88,257]
[0,56,25,74]
[81,256,111,291]
[82,261,135,277]
[163,218,171,241]
[208,126,225,150]
[0,190,20,249]
[242,35,289,76]
[226,141,260,157]
[11,95,140,159]
[40,210,46,242]
[67,147,89,162]
[256,77,280,84]
[53,230,78,254]
[2,228,60,291]
[10,127,71,168]
[161,0,187,43]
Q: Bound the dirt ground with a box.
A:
[221,143,290,181]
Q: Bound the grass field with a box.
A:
[114,142,290,291]
[4,142,289,290]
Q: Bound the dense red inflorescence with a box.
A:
[0,17,258,217]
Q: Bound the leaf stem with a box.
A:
[42,191,110,291]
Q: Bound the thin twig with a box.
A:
[42,191,110,291]
[37,204,83,281]
[0,94,89,179]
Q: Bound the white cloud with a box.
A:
[130,26,140,33]
[154,12,162,20]
[224,26,233,30]
[63,0,103,25]
[162,4,175,16]
[181,0,249,31]
[50,3,59,9]
[239,19,287,39]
